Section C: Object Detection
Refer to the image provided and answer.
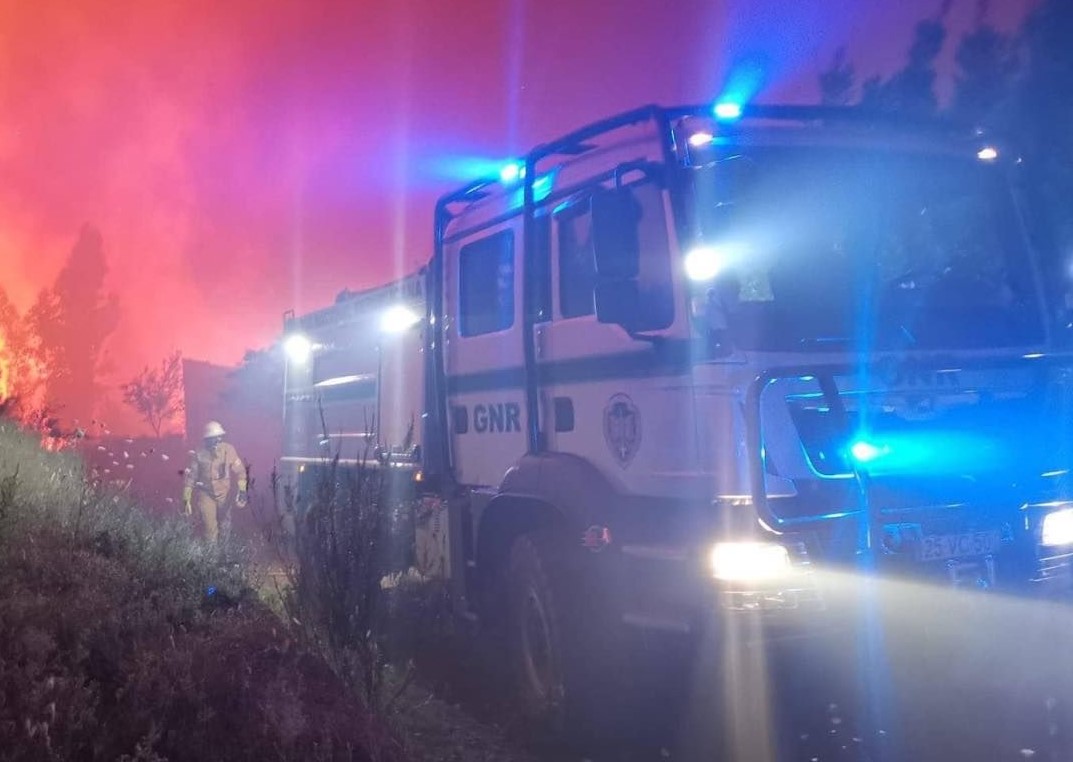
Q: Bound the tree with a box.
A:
[951,1,1019,129]
[813,0,1073,310]
[819,47,856,107]
[1013,0,1073,246]
[860,9,949,116]
[28,225,119,426]
[121,351,185,438]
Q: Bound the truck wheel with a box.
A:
[506,531,569,730]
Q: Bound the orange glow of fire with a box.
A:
[0,332,10,402]
[41,436,69,453]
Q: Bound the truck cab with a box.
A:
[422,103,1073,714]
[286,103,1073,729]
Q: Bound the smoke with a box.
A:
[0,0,1036,433]
[0,0,415,390]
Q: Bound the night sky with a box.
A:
[0,0,1034,395]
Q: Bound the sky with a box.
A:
[0,0,1035,397]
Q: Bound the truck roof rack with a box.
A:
[666,103,980,136]
[434,103,988,225]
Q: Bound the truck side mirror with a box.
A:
[592,188,641,280]
[594,280,640,331]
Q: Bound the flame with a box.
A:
[0,331,10,402]
[0,331,62,451]
[41,436,69,453]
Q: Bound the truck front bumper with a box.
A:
[613,534,1073,646]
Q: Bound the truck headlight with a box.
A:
[709,542,791,582]
[1042,508,1073,547]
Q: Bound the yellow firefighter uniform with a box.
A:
[182,422,246,542]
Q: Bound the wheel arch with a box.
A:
[474,452,621,603]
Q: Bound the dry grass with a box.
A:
[0,421,406,762]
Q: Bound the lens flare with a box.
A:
[284,333,313,365]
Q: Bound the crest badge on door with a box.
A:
[603,393,641,468]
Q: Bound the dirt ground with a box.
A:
[373,573,1073,762]
[241,504,1073,762]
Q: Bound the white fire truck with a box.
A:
[281,103,1073,727]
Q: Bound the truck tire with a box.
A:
[506,531,570,731]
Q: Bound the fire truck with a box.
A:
[281,103,1073,729]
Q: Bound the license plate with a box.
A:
[918,530,1001,562]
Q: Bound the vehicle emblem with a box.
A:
[581,525,612,552]
[603,393,642,468]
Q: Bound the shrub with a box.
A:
[265,456,418,714]
[0,422,405,761]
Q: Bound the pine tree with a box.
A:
[860,11,949,116]
[1012,0,1073,287]
[819,47,856,107]
[951,0,1019,128]
[27,225,120,426]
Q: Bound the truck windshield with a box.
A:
[686,146,1044,352]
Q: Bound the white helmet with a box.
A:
[203,421,226,439]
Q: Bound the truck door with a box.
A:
[535,176,698,495]
[442,218,528,487]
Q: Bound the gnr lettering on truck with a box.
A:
[453,402,522,434]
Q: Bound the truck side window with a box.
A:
[631,181,675,331]
[558,199,596,318]
[556,182,674,329]
[459,230,515,336]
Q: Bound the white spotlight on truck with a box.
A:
[284,333,313,365]
[380,304,422,334]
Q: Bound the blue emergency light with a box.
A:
[714,102,744,121]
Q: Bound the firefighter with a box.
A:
[182,421,247,543]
